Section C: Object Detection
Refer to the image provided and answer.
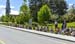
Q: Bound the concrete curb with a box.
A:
[1,25,75,42]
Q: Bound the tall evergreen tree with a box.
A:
[6,0,10,15]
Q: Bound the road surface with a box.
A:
[0,25,74,44]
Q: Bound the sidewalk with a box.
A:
[1,25,75,42]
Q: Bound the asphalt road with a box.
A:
[0,25,75,44]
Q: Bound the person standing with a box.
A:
[62,20,67,30]
[71,30,75,37]
[55,20,58,29]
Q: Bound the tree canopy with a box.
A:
[38,5,51,23]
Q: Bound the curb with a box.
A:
[1,25,75,42]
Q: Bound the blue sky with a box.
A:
[0,0,23,11]
[0,0,23,16]
[0,0,75,16]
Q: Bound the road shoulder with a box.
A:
[0,25,75,42]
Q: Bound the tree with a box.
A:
[20,0,29,15]
[6,0,10,15]
[1,15,10,22]
[50,14,59,22]
[68,4,75,15]
[38,5,51,24]
[16,0,31,24]
[29,0,42,21]
[16,15,24,24]
[20,4,29,15]
[54,0,67,15]
[29,0,67,22]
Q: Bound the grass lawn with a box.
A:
[48,22,75,30]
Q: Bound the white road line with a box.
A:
[0,40,5,44]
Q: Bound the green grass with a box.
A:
[67,22,75,28]
[48,22,75,30]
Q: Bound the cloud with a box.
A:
[0,5,5,9]
[0,9,19,16]
[10,10,19,15]
[0,5,19,16]
[0,5,15,10]
[0,10,5,16]
[69,4,73,7]
[68,3,75,9]
[68,3,73,9]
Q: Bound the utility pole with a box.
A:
[6,0,10,15]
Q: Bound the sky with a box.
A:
[0,0,75,16]
[0,0,23,16]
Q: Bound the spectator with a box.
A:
[36,26,40,31]
[50,28,54,33]
[44,26,48,32]
[69,27,73,33]
[62,20,67,30]
[40,26,43,31]
[71,30,75,37]
[55,27,60,34]
[54,20,58,29]
[29,26,32,29]
[64,28,71,35]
